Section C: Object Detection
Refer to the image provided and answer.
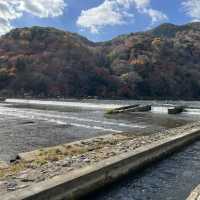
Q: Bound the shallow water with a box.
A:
[1,99,200,162]
[87,140,200,200]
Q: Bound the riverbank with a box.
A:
[1,121,200,197]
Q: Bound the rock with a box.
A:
[87,147,95,151]
[61,161,70,167]
[10,156,19,163]
[80,141,89,145]
[80,155,86,160]
[72,156,77,160]
[60,157,72,167]
[16,171,36,182]
[7,181,17,191]
[83,158,90,163]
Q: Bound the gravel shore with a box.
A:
[1,121,200,196]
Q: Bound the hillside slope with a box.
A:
[0,23,200,99]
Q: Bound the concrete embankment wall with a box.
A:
[186,185,200,200]
[3,128,200,200]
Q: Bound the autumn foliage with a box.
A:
[0,23,200,99]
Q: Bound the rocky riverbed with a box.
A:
[1,121,200,196]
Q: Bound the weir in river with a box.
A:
[1,99,200,162]
[1,99,200,199]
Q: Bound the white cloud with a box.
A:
[77,0,167,33]
[132,0,150,9]
[19,0,66,18]
[0,0,21,35]
[182,0,200,21]
[141,8,168,25]
[0,18,12,35]
[77,0,134,33]
[0,0,66,35]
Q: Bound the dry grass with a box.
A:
[0,134,131,179]
[0,162,27,179]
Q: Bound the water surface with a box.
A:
[87,140,200,200]
[0,99,200,161]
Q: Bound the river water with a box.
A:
[0,99,200,163]
[87,140,200,200]
[1,99,200,199]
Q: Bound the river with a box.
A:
[0,99,200,163]
[87,140,200,200]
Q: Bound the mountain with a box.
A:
[0,23,200,99]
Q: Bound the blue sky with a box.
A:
[0,0,199,41]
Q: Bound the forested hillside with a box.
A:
[0,23,200,99]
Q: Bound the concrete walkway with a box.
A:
[187,185,200,200]
[2,122,200,200]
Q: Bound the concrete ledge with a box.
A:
[106,104,151,114]
[186,185,200,200]
[17,134,120,162]
[2,128,200,200]
[168,106,184,114]
[106,104,139,114]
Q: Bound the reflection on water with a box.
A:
[88,141,200,200]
